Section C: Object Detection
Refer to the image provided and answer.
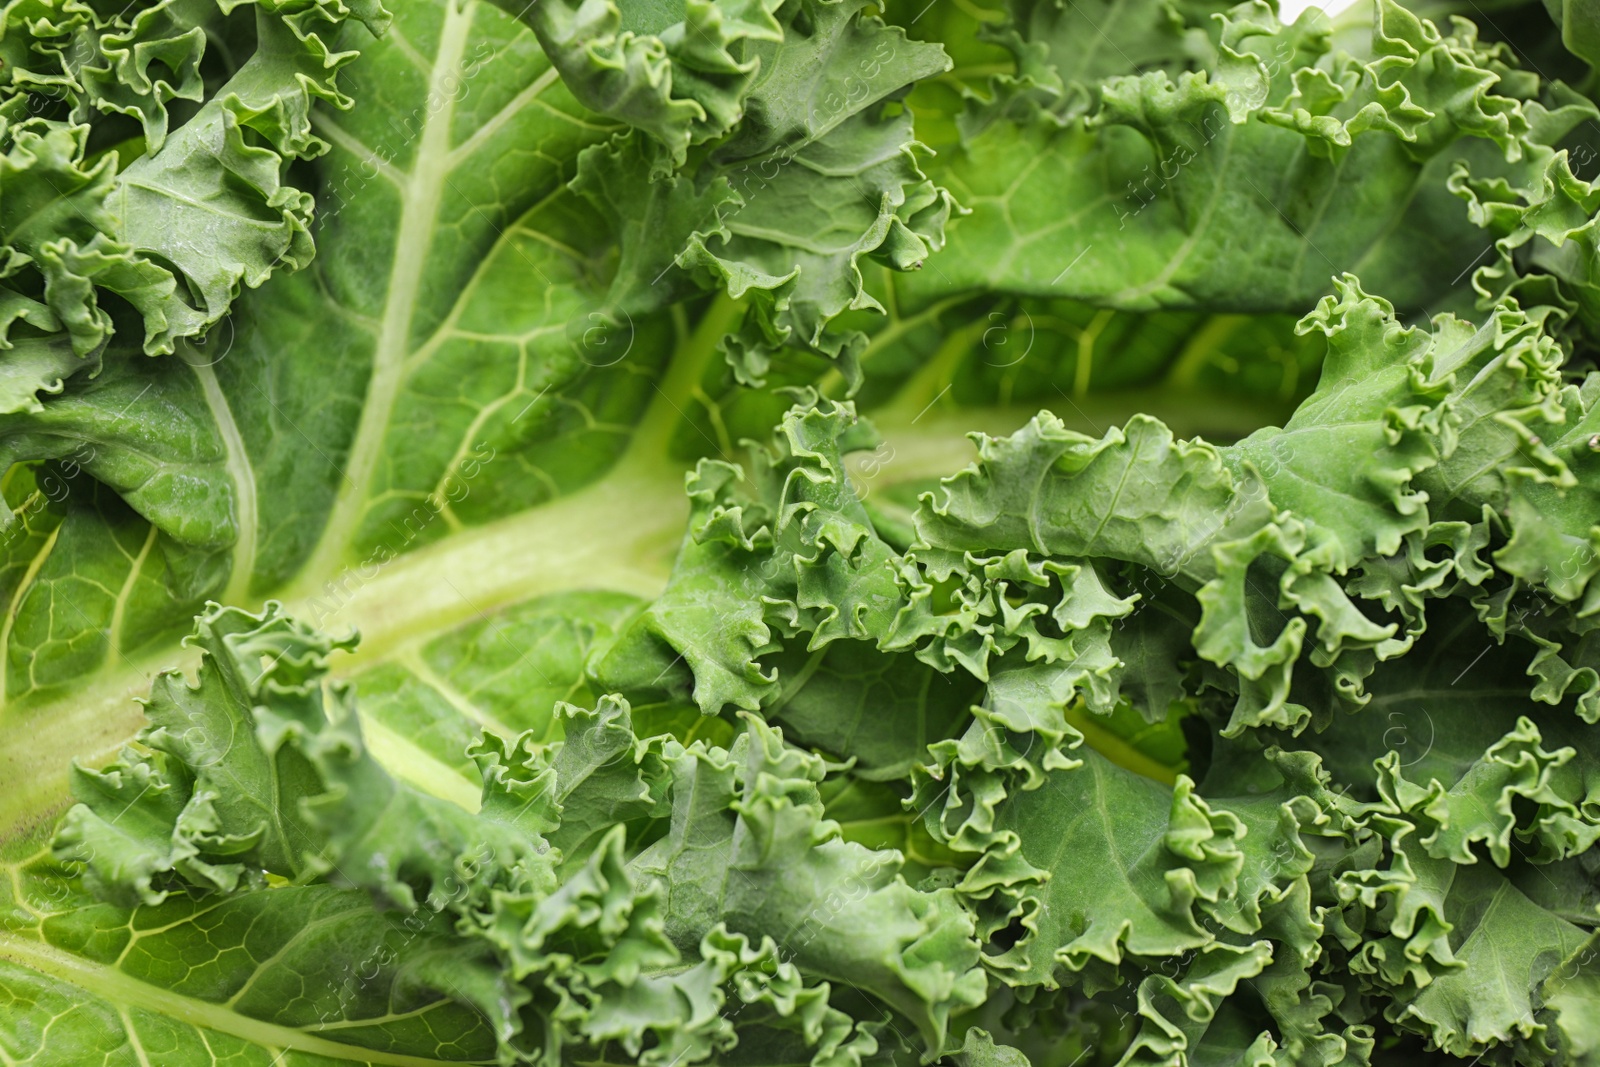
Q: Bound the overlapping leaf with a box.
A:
[3,0,1600,1065]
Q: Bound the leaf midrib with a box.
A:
[190,358,258,605]
[301,0,477,582]
[0,451,688,844]
[0,930,487,1066]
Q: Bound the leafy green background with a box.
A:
[3,0,1600,1064]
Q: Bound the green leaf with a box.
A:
[903,0,1592,317]
[0,882,498,1066]
[6,0,1600,1063]
[0,0,389,389]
